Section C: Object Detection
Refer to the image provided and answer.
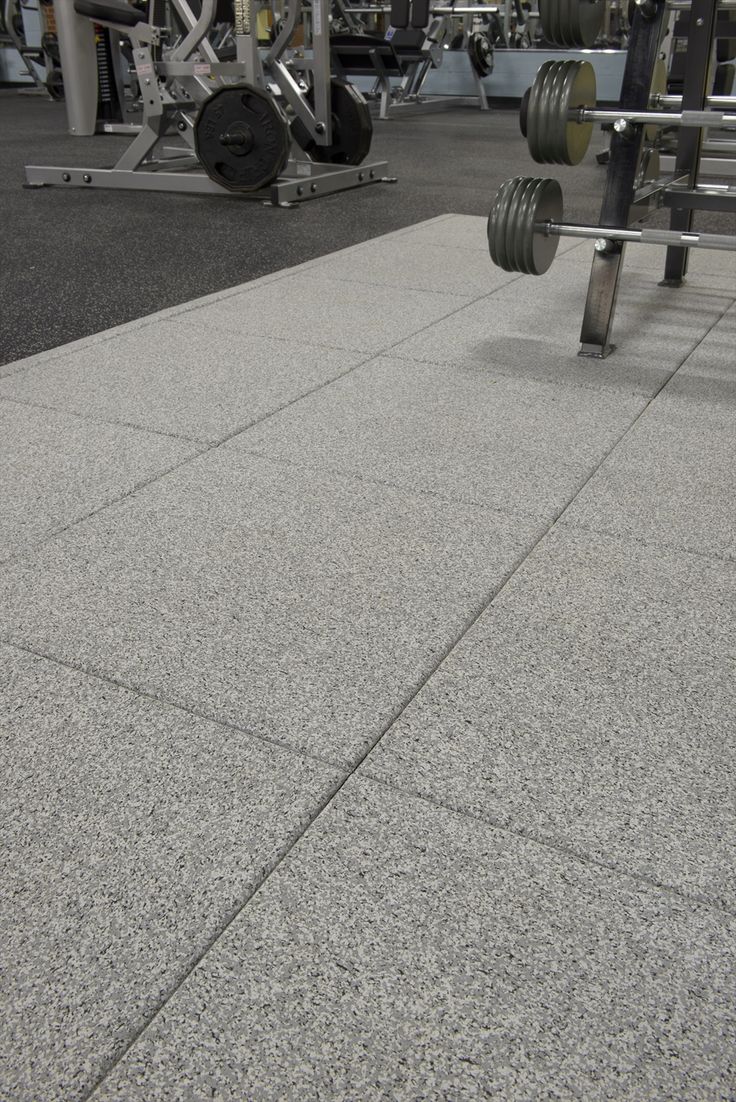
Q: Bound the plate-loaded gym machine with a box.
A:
[487,0,736,356]
[24,0,390,204]
[329,0,497,118]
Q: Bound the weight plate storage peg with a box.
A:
[301,80,373,165]
[468,31,493,78]
[487,176,563,276]
[194,84,290,192]
[538,0,604,47]
[526,59,596,165]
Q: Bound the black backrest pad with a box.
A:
[74,0,143,26]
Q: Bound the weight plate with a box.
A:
[526,60,553,161]
[303,79,372,166]
[194,83,290,192]
[538,0,556,44]
[487,176,520,273]
[45,68,64,100]
[570,0,604,47]
[527,59,595,165]
[510,176,538,274]
[519,85,530,138]
[539,0,603,46]
[561,59,595,164]
[488,176,562,275]
[468,31,493,78]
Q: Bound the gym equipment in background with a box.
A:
[25,0,391,205]
[487,0,736,356]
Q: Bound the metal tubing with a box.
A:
[579,108,736,125]
[540,220,736,250]
[656,94,736,108]
[342,5,499,11]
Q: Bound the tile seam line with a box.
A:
[232,443,547,526]
[81,516,553,1102]
[0,393,204,446]
[0,637,340,771]
[560,516,736,569]
[356,768,736,919]
[0,449,210,569]
[81,302,708,1098]
[0,352,382,568]
[544,291,736,544]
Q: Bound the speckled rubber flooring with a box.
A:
[1,84,736,1102]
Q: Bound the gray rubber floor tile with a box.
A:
[390,269,729,394]
[0,643,340,1102]
[233,356,646,522]
[618,240,736,290]
[0,450,544,766]
[560,381,736,560]
[366,526,736,908]
[395,213,584,255]
[179,273,472,355]
[91,776,736,1102]
[668,301,736,392]
[0,321,367,444]
[309,239,520,297]
[0,400,201,563]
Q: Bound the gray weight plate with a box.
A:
[509,176,539,274]
[538,0,560,45]
[488,176,522,271]
[527,59,596,165]
[526,61,554,162]
[561,59,595,164]
[570,0,605,47]
[528,177,563,275]
[538,61,568,163]
[488,176,563,276]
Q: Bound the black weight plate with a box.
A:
[194,83,290,192]
[305,79,372,166]
[468,31,493,78]
[45,68,64,100]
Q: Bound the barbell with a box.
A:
[487,176,736,276]
[522,60,736,165]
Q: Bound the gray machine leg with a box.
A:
[54,0,99,135]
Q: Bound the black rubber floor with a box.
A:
[0,87,731,364]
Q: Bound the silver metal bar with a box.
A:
[540,220,736,251]
[168,0,219,62]
[656,94,736,108]
[667,0,736,8]
[342,4,499,11]
[24,161,392,205]
[580,108,736,126]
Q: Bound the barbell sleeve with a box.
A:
[537,221,736,251]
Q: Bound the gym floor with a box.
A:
[1,87,736,1101]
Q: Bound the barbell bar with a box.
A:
[487,176,736,277]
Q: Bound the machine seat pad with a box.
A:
[74,0,144,26]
